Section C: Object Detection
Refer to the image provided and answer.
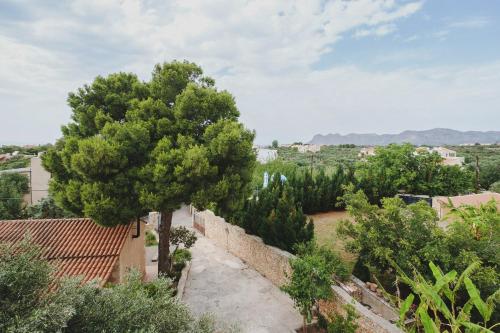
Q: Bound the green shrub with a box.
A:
[490,181,500,193]
[173,248,192,267]
[0,239,223,333]
[145,230,158,247]
[327,304,359,333]
[233,174,314,253]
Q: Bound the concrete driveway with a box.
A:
[181,227,302,333]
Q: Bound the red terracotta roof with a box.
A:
[0,218,131,285]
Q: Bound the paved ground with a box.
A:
[146,206,302,332]
[180,210,302,332]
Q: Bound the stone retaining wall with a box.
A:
[198,210,293,286]
[194,209,403,333]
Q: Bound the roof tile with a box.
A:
[0,218,131,285]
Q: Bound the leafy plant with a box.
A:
[326,303,359,333]
[233,174,314,253]
[281,242,348,333]
[172,248,192,268]
[25,196,75,219]
[145,230,158,247]
[0,173,29,220]
[0,238,228,333]
[395,261,499,333]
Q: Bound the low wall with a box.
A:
[194,209,402,333]
[198,210,293,286]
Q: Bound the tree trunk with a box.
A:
[158,210,173,275]
[303,316,307,333]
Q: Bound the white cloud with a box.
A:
[448,17,490,29]
[0,0,499,145]
[354,24,397,38]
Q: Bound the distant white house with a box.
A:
[291,144,321,153]
[358,147,376,158]
[255,148,278,163]
[430,147,465,166]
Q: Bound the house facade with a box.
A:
[432,192,500,219]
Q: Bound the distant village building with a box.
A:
[429,147,465,166]
[0,156,50,204]
[0,218,145,285]
[291,144,321,153]
[432,192,500,219]
[255,148,278,163]
[358,147,376,158]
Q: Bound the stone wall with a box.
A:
[195,209,403,333]
[199,210,293,286]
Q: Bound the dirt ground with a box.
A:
[309,210,357,268]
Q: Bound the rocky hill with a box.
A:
[308,128,500,146]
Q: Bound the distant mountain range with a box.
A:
[308,128,500,146]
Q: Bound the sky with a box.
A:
[0,0,499,145]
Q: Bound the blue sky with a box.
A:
[0,0,499,145]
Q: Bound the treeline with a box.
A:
[289,165,355,214]
[231,164,355,252]
[232,175,314,253]
[355,144,474,203]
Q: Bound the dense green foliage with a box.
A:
[234,175,314,253]
[338,186,447,281]
[44,62,254,225]
[356,144,473,203]
[0,173,29,219]
[396,262,498,333]
[252,160,354,214]
[325,304,359,333]
[25,196,75,219]
[490,181,500,193]
[145,230,158,247]
[339,189,500,325]
[290,165,355,214]
[281,242,349,330]
[0,239,230,333]
[0,156,29,171]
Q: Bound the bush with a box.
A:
[281,242,349,330]
[145,230,158,247]
[173,248,192,265]
[0,173,29,220]
[490,181,500,193]
[326,304,359,333]
[25,196,75,219]
[0,238,224,333]
[233,174,314,253]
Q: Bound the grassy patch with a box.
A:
[309,210,357,270]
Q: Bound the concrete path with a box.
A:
[179,208,302,332]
